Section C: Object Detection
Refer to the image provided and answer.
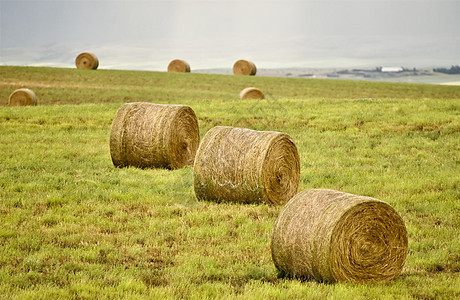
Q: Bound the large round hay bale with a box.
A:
[193,126,300,205]
[8,88,37,106]
[233,59,257,75]
[239,87,264,100]
[110,102,200,169]
[75,52,99,70]
[271,189,409,283]
[167,59,191,72]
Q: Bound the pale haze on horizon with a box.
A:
[0,0,459,71]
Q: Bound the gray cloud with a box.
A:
[1,0,458,69]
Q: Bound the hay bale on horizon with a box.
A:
[239,87,264,100]
[75,52,99,70]
[110,102,200,169]
[233,60,257,75]
[8,88,37,106]
[167,59,191,72]
[193,126,300,205]
[271,189,409,283]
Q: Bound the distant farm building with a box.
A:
[381,67,403,73]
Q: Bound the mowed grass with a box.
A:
[0,66,459,299]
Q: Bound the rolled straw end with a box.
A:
[8,88,37,106]
[193,126,300,205]
[239,87,264,100]
[110,102,200,169]
[75,52,99,70]
[233,60,257,75]
[167,59,191,72]
[271,189,408,283]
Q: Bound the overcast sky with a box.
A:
[1,0,459,70]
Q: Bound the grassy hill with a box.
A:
[0,66,459,299]
[2,66,460,106]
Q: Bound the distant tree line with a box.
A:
[433,65,460,74]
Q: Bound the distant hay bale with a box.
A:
[233,60,257,75]
[8,88,37,106]
[75,52,99,70]
[167,59,191,72]
[271,189,409,283]
[110,102,200,169]
[239,87,264,100]
[193,126,300,205]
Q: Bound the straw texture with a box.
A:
[167,59,191,72]
[233,60,257,75]
[75,52,99,70]
[8,88,37,106]
[110,102,200,169]
[239,87,264,100]
[271,189,409,283]
[193,126,300,205]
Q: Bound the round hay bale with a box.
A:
[8,88,37,106]
[239,87,264,100]
[271,189,409,283]
[233,59,257,75]
[193,126,300,205]
[75,52,99,70]
[167,59,191,72]
[110,102,200,169]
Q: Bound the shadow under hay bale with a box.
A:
[239,87,264,100]
[167,59,191,73]
[75,52,99,70]
[233,59,257,76]
[193,126,300,205]
[8,88,37,106]
[110,102,200,169]
[271,189,409,283]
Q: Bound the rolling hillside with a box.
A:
[0,66,459,299]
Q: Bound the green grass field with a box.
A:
[1,66,459,299]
